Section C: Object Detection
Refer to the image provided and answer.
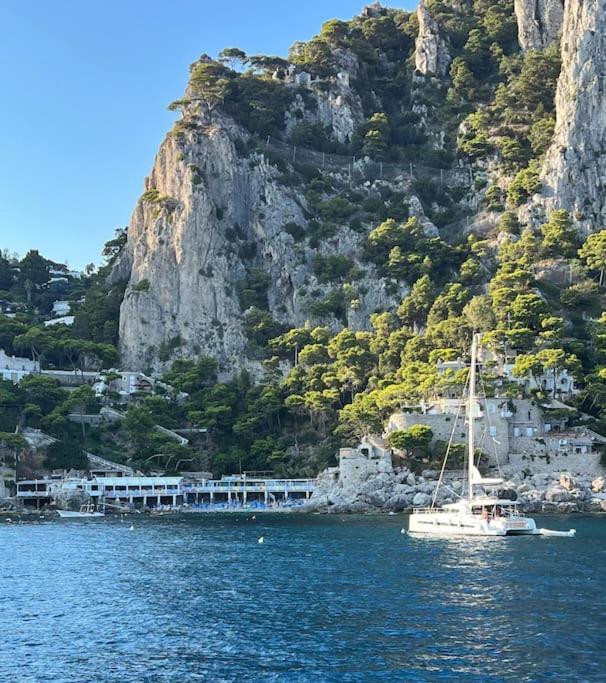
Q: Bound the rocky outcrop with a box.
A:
[307,465,606,514]
[415,0,451,77]
[540,0,606,231]
[514,0,564,50]
[54,489,91,512]
[307,465,455,513]
[115,111,411,373]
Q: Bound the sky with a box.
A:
[0,0,415,270]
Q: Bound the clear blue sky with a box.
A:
[0,0,414,270]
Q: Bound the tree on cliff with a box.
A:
[579,230,606,287]
[218,47,248,71]
[189,62,231,118]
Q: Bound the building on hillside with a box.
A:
[0,349,39,383]
[44,316,75,327]
[0,300,26,316]
[478,348,577,399]
[93,370,187,403]
[51,300,71,316]
[436,359,467,374]
[338,435,393,487]
[387,397,606,477]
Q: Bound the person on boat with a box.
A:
[481,508,490,522]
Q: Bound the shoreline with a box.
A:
[2,505,606,520]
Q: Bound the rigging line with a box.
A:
[431,372,470,509]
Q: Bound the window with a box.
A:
[489,426,497,437]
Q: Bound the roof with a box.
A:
[92,476,183,486]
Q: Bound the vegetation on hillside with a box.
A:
[4,4,606,478]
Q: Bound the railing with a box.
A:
[182,479,316,493]
[102,487,182,497]
[259,136,472,184]
[16,490,51,497]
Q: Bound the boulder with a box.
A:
[413,492,430,507]
[54,489,91,511]
[559,473,575,490]
[497,488,518,501]
[592,477,605,493]
[545,486,572,503]
[406,473,416,486]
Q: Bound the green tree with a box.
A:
[397,275,434,329]
[541,210,577,257]
[507,161,542,206]
[189,61,231,117]
[463,295,496,332]
[218,47,248,70]
[18,250,50,287]
[579,230,606,286]
[387,424,433,457]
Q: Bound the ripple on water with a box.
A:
[1,514,605,682]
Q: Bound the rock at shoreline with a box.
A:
[306,463,606,515]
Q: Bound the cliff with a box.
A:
[415,0,451,76]
[540,0,606,231]
[514,0,564,50]
[116,111,414,373]
[112,1,606,374]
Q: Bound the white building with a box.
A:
[500,361,576,399]
[51,300,71,316]
[0,349,39,383]
[93,371,155,399]
[44,315,75,327]
[17,475,185,509]
[444,350,579,400]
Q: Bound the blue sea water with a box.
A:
[1,513,605,682]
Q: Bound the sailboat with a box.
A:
[408,333,575,537]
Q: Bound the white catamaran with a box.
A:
[408,333,575,537]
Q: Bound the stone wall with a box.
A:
[507,448,603,477]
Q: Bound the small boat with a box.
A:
[408,333,575,538]
[57,504,105,518]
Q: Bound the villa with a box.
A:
[0,349,40,383]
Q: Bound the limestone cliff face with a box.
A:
[415,0,451,77]
[116,111,411,373]
[540,0,606,230]
[514,0,564,50]
[284,50,364,145]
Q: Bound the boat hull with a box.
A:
[408,511,538,537]
[57,510,105,518]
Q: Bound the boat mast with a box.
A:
[467,332,479,500]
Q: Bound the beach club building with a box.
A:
[17,474,316,509]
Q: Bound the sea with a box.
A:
[1,513,605,682]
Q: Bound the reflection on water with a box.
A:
[1,513,605,682]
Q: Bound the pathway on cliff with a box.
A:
[260,136,473,186]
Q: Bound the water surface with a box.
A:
[1,513,604,682]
